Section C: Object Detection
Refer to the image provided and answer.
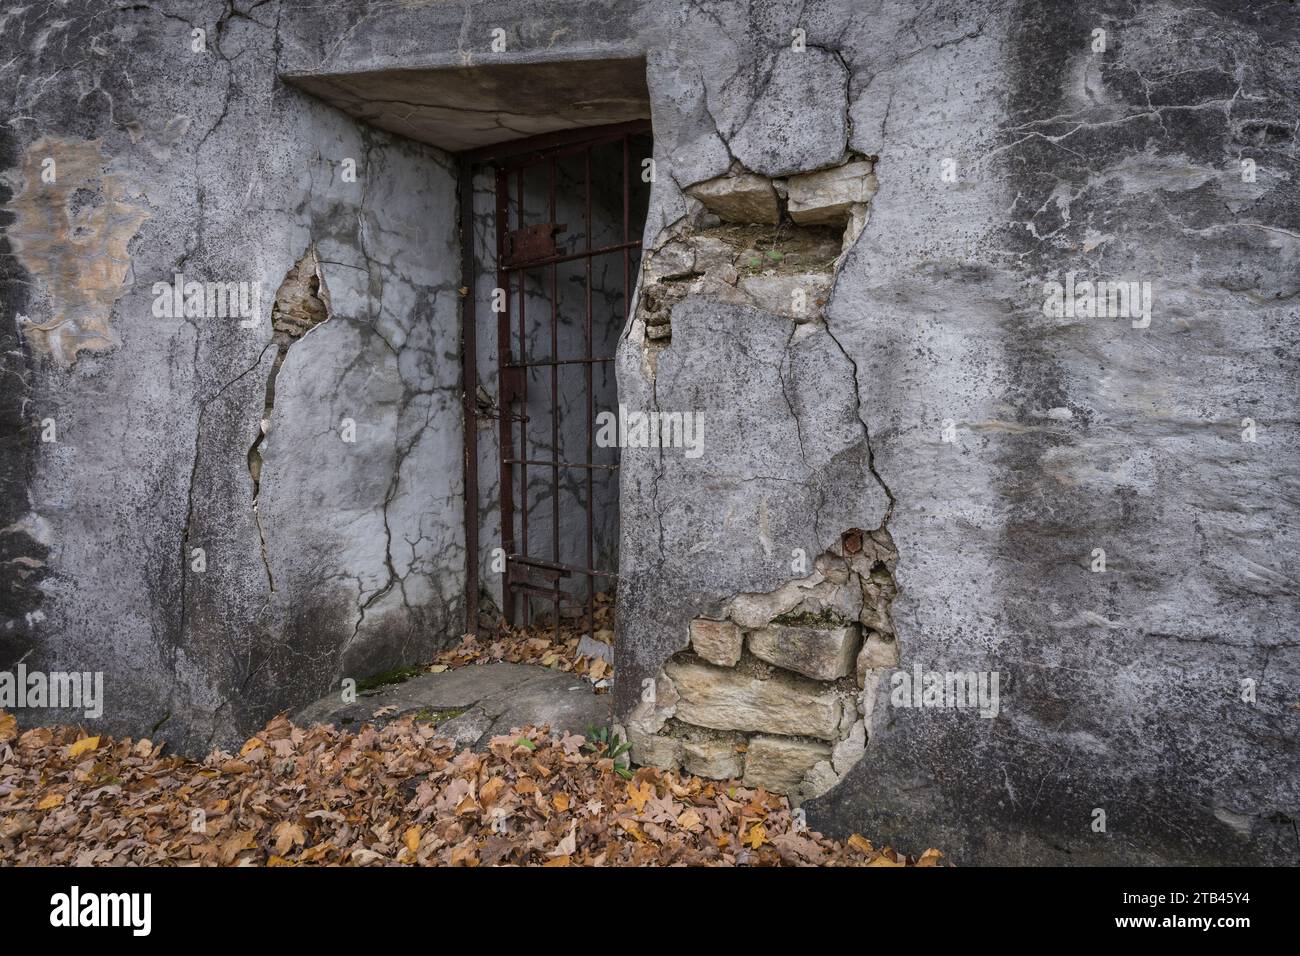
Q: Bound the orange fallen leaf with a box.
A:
[404,825,422,854]
[552,792,570,812]
[847,833,874,856]
[36,793,64,811]
[866,856,905,867]
[626,780,653,813]
[0,711,16,743]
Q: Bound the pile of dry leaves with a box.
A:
[434,618,614,682]
[0,710,940,867]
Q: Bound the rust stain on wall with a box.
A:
[6,137,150,365]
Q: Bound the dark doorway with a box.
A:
[461,122,653,640]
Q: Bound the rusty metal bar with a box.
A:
[504,458,617,471]
[494,166,516,625]
[584,144,596,645]
[459,157,480,636]
[515,167,529,628]
[504,356,614,369]
[498,238,642,271]
[499,457,616,468]
[549,154,561,642]
[510,555,617,579]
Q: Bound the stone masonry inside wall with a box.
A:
[635,155,876,357]
[626,527,898,804]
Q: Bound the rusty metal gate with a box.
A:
[459,121,651,639]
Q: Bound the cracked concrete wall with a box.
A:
[4,0,1297,866]
[1,1,465,751]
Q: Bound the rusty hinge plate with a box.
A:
[504,222,566,267]
[500,364,526,404]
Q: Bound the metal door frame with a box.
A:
[459,120,651,639]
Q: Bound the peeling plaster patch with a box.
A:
[6,137,149,365]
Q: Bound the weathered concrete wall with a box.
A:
[612,0,1299,865]
[0,2,465,751]
[3,0,1296,866]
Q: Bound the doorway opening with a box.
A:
[462,122,653,642]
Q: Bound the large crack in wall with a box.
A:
[247,247,331,592]
[622,154,895,800]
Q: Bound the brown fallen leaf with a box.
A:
[0,710,17,742]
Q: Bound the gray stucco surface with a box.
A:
[1,0,1295,864]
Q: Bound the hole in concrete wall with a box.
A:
[627,527,898,803]
[635,156,876,359]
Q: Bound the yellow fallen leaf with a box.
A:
[404,826,421,854]
[866,856,905,867]
[746,823,767,849]
[239,736,264,756]
[67,735,100,759]
[543,854,570,867]
[36,793,64,811]
[429,664,449,673]
[676,809,702,831]
[553,792,570,812]
[916,847,943,867]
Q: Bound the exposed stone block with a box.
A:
[682,735,745,779]
[689,618,742,666]
[747,623,861,681]
[786,161,877,226]
[629,727,683,771]
[737,272,832,321]
[786,163,876,225]
[856,630,899,685]
[686,171,781,224]
[743,735,831,793]
[664,659,842,739]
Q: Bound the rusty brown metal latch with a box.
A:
[503,222,566,267]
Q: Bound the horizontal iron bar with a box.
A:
[507,582,563,600]
[503,458,618,471]
[508,555,618,579]
[501,238,642,271]
[503,356,615,368]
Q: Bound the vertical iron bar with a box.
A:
[584,146,595,647]
[459,157,480,636]
[494,167,515,626]
[549,155,561,642]
[516,168,529,628]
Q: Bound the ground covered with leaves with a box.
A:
[0,710,941,867]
